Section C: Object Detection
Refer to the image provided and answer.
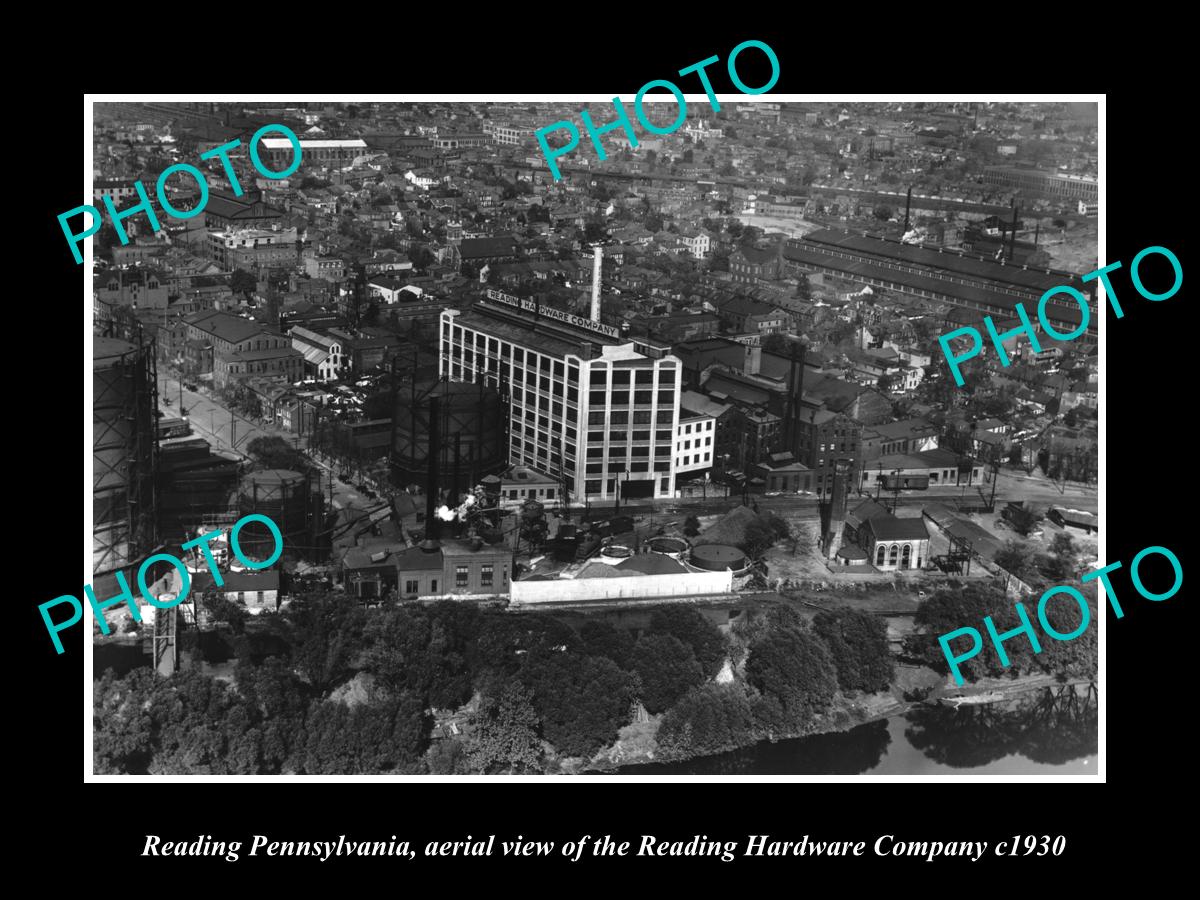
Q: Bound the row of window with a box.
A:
[588,430,672,444]
[506,487,556,500]
[679,437,712,450]
[678,420,714,435]
[678,452,712,467]
[589,368,674,386]
[584,475,671,494]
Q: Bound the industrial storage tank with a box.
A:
[93,336,157,574]
[648,536,689,560]
[237,468,313,561]
[392,378,508,491]
[689,544,747,572]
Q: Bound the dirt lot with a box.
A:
[1040,219,1098,274]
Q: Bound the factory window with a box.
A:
[612,370,630,385]
[588,411,606,426]
[635,390,652,405]
[684,440,691,450]
[656,429,672,441]
[552,401,563,418]
[656,410,672,424]
[567,408,577,424]
[565,427,577,441]
[634,411,652,425]
[590,370,607,386]
[587,447,604,458]
[631,462,649,472]
[587,463,603,474]
[588,431,605,443]
[658,390,673,405]
[633,430,650,441]
[540,376,550,391]
[481,565,494,587]
[567,387,578,403]
[660,477,671,492]
[585,480,601,493]
[706,437,712,446]
[632,446,649,457]
[546,488,555,499]
[611,411,628,425]
[610,431,627,443]
[589,390,607,405]
[611,391,629,405]
[635,370,653,385]
[456,566,469,587]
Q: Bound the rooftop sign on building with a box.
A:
[484,288,619,339]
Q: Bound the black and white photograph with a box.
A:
[82,96,1101,778]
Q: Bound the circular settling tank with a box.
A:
[648,536,689,558]
[690,543,747,572]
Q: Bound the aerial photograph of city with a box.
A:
[87,98,1099,776]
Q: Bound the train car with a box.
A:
[157,416,192,440]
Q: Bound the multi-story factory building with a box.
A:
[440,289,682,502]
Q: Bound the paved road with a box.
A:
[159,372,370,514]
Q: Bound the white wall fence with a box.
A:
[511,570,733,606]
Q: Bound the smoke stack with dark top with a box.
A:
[590,245,603,323]
[903,186,912,234]
[423,395,441,547]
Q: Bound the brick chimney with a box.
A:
[744,343,762,376]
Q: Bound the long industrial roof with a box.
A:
[796,229,1085,294]
[782,244,1086,329]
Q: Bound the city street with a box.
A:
[158,371,369,513]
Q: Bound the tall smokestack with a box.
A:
[590,245,603,323]
[903,186,912,234]
[1008,201,1019,263]
[825,460,850,560]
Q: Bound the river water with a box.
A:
[618,684,1097,776]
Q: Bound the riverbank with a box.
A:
[581,667,1092,773]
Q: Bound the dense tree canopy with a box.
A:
[656,683,755,760]
[812,607,894,693]
[517,649,635,758]
[647,607,726,678]
[745,628,838,728]
[631,634,705,714]
[467,681,543,774]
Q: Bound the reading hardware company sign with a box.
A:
[486,289,619,339]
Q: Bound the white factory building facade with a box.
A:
[440,279,683,503]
